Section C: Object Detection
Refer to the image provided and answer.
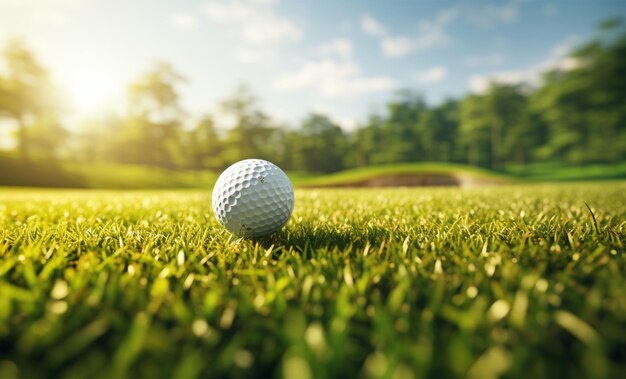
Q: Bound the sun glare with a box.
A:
[60,67,123,114]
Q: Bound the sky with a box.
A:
[0,0,625,131]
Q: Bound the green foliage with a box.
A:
[532,23,626,164]
[186,116,223,171]
[117,62,186,168]
[0,184,624,378]
[417,99,460,162]
[380,90,427,164]
[219,85,280,166]
[352,114,382,166]
[460,85,531,169]
[292,113,346,173]
[460,94,491,167]
[0,40,63,160]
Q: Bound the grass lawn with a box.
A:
[5,158,626,189]
[64,163,218,189]
[296,162,510,187]
[504,161,626,181]
[0,183,625,378]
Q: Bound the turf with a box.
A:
[0,183,625,378]
[64,163,218,189]
[505,162,626,181]
[296,163,509,187]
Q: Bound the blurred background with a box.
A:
[0,0,625,188]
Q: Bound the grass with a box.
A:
[63,161,626,189]
[296,163,510,187]
[64,163,218,189]
[0,183,625,378]
[5,158,626,189]
[64,162,505,189]
[505,161,626,181]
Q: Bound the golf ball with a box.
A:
[212,159,294,237]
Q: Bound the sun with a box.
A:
[59,66,124,114]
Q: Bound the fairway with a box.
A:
[0,183,625,378]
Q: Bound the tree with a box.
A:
[75,111,124,163]
[416,99,460,162]
[459,94,490,167]
[119,62,186,168]
[219,85,277,165]
[187,115,223,170]
[485,84,530,168]
[0,40,60,160]
[459,84,529,169]
[27,115,68,160]
[379,90,428,163]
[294,113,347,173]
[351,114,385,167]
[532,18,626,163]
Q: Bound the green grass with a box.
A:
[0,183,625,378]
[64,161,626,189]
[505,162,626,181]
[296,163,510,187]
[64,162,504,189]
[6,159,626,189]
[64,163,218,189]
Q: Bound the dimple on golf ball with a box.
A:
[212,159,294,237]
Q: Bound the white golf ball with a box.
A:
[212,159,294,237]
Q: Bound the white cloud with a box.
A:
[170,12,199,30]
[540,50,583,73]
[202,0,301,63]
[241,16,301,46]
[550,35,583,58]
[203,0,301,47]
[414,7,457,48]
[413,66,447,84]
[412,28,450,50]
[368,3,520,58]
[464,53,505,67]
[468,71,527,93]
[379,8,458,58]
[203,1,253,23]
[274,58,396,99]
[381,36,413,58]
[468,35,583,93]
[361,14,387,37]
[318,38,352,59]
[536,35,584,74]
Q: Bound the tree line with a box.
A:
[1,19,625,175]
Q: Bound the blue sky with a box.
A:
[0,0,625,131]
